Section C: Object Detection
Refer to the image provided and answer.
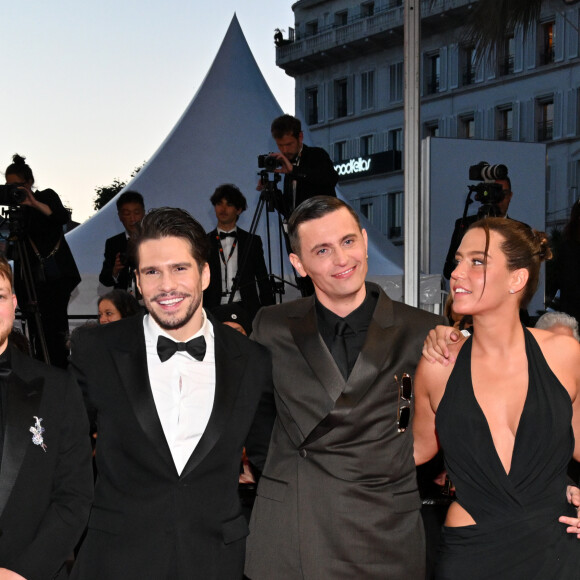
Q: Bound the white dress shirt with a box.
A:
[143,310,216,475]
[217,227,242,304]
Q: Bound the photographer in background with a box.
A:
[99,190,145,292]
[443,168,514,280]
[258,114,338,220]
[4,154,81,368]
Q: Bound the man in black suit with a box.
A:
[259,114,338,220]
[70,207,275,579]
[99,190,145,291]
[245,196,444,579]
[0,256,93,579]
[204,184,275,322]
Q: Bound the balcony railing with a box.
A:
[462,65,475,86]
[499,55,515,76]
[537,120,553,141]
[426,75,439,95]
[496,128,513,141]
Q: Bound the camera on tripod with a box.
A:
[258,154,282,172]
[0,183,26,206]
[468,161,509,217]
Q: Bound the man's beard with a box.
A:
[145,292,201,333]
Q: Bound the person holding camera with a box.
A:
[258,114,338,220]
[443,176,513,280]
[99,190,145,293]
[4,154,81,369]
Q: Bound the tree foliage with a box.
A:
[93,163,145,212]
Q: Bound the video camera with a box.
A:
[0,183,26,206]
[468,161,509,217]
[258,154,282,172]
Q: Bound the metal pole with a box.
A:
[403,0,421,307]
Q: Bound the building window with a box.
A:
[361,1,374,17]
[537,98,554,141]
[361,71,375,111]
[334,141,347,162]
[334,78,348,118]
[335,10,348,27]
[388,192,403,240]
[499,34,515,76]
[306,87,319,125]
[305,20,318,37]
[425,122,439,138]
[497,106,513,141]
[388,128,403,152]
[389,62,403,102]
[360,200,374,222]
[425,52,440,95]
[360,135,374,156]
[539,20,555,65]
[462,45,477,86]
[460,115,475,139]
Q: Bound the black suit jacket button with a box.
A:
[299,449,307,458]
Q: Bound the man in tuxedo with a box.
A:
[204,184,275,322]
[70,207,275,579]
[0,256,93,579]
[99,190,145,291]
[259,114,338,220]
[245,196,444,579]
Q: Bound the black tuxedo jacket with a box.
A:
[99,232,132,290]
[282,143,338,217]
[245,284,444,579]
[0,345,93,579]
[204,227,275,320]
[69,313,275,580]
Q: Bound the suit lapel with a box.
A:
[0,365,43,518]
[180,322,244,479]
[110,317,175,470]
[301,286,396,446]
[288,299,345,402]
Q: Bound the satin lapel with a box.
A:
[0,374,43,518]
[110,319,175,470]
[179,324,244,479]
[301,288,395,446]
[288,300,345,402]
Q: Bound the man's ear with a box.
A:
[289,253,306,278]
[135,271,142,295]
[201,261,211,292]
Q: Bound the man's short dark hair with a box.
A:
[132,207,209,273]
[210,184,247,212]
[117,190,145,211]
[288,196,362,255]
[271,114,302,140]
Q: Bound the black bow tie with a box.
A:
[219,231,237,239]
[157,335,206,363]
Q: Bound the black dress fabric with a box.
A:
[435,327,580,579]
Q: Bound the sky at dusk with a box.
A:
[1,1,295,222]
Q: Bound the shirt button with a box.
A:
[299,449,307,458]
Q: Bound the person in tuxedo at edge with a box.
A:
[204,184,275,321]
[0,256,93,580]
[69,207,275,580]
[244,196,444,580]
[99,191,145,292]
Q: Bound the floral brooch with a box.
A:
[29,416,47,452]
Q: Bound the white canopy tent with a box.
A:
[66,15,406,317]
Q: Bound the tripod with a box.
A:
[1,208,50,364]
[228,171,298,305]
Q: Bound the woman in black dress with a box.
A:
[414,218,580,579]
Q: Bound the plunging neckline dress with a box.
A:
[435,327,580,579]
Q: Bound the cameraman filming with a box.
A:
[4,154,80,368]
[443,174,513,280]
[258,114,338,219]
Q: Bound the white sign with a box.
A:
[334,157,371,176]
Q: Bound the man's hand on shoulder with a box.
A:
[0,569,27,580]
[422,325,467,366]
